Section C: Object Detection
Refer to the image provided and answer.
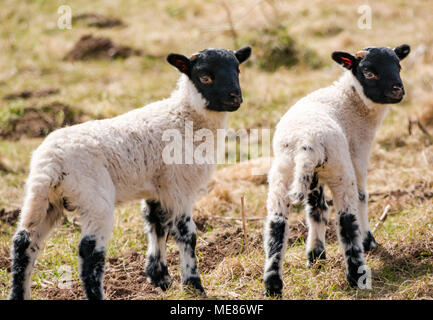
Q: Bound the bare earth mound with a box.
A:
[0,102,89,140]
[64,35,141,61]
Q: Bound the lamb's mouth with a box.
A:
[221,101,241,111]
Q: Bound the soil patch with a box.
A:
[73,13,124,28]
[0,102,88,140]
[3,88,60,101]
[0,208,20,225]
[64,35,141,61]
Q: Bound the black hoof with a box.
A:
[184,276,206,295]
[363,231,377,252]
[264,274,283,297]
[307,247,326,267]
[146,257,172,291]
[346,264,366,289]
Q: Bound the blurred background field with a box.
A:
[0,0,432,299]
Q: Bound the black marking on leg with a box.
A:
[338,212,365,287]
[264,217,286,295]
[363,231,377,252]
[172,215,204,293]
[176,215,191,239]
[9,230,31,300]
[307,240,326,264]
[267,217,286,258]
[309,173,319,190]
[264,273,283,297]
[146,253,172,291]
[144,200,169,237]
[79,236,105,300]
[358,192,366,203]
[339,212,359,245]
[345,245,364,287]
[307,186,327,223]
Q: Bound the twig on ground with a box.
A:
[408,117,432,137]
[372,204,391,233]
[241,195,248,248]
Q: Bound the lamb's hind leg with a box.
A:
[305,174,329,266]
[142,200,172,291]
[76,186,115,300]
[9,203,63,300]
[329,172,367,288]
[263,158,292,296]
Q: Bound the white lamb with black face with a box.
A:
[9,46,251,300]
[263,44,410,296]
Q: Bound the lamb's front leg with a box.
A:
[142,200,172,291]
[172,212,205,294]
[354,165,377,252]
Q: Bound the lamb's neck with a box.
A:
[337,71,389,131]
[170,74,228,131]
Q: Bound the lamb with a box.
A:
[9,46,252,300]
[263,44,411,296]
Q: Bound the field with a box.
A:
[0,0,433,300]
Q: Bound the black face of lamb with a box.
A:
[167,46,251,112]
[9,230,31,300]
[78,235,106,300]
[332,44,410,104]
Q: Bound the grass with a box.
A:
[1,0,433,299]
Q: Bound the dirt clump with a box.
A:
[0,208,20,225]
[3,88,60,101]
[73,13,124,28]
[0,102,88,140]
[64,34,141,61]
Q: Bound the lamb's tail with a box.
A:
[288,144,325,205]
[19,156,63,231]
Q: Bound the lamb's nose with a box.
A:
[392,84,404,96]
[229,92,243,104]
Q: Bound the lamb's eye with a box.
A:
[363,71,378,80]
[199,75,213,84]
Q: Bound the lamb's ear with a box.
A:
[235,46,252,64]
[167,54,191,74]
[332,51,356,70]
[394,44,410,60]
